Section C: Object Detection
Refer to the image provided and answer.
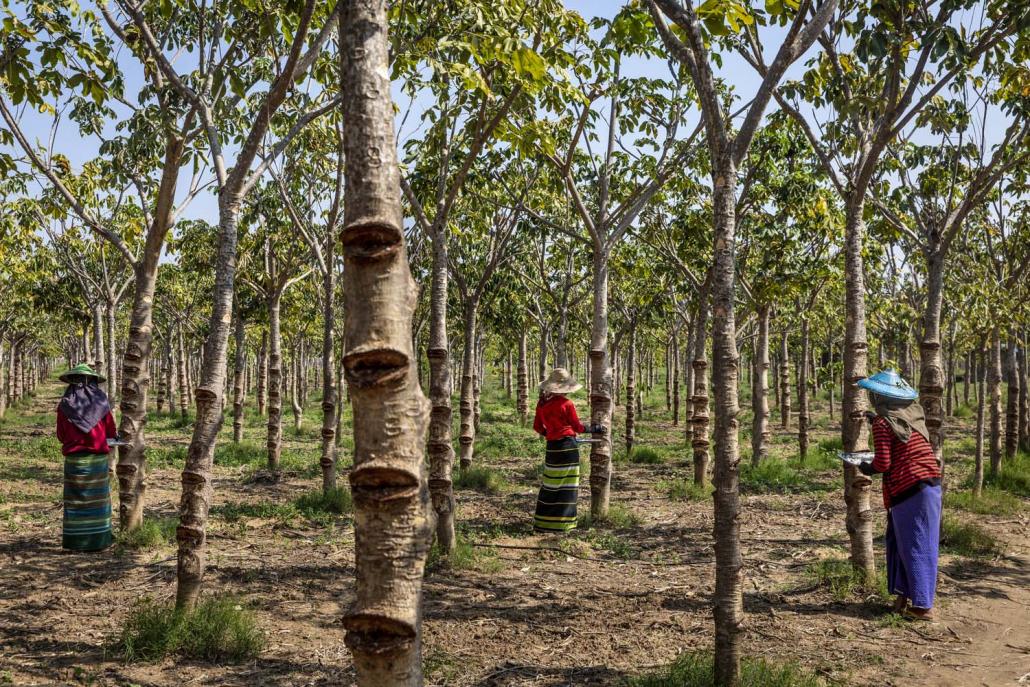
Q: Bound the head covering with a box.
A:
[870,393,929,443]
[539,368,582,396]
[59,379,112,433]
[59,363,106,384]
[856,369,917,401]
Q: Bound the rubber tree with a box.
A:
[124,0,338,609]
[771,0,1022,581]
[649,0,837,681]
[338,0,432,682]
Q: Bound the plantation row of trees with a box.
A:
[2,0,1029,684]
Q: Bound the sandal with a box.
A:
[903,607,937,622]
[891,596,908,613]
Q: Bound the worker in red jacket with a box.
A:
[56,364,118,551]
[532,368,604,533]
[857,369,941,621]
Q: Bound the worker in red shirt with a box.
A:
[857,369,941,621]
[56,364,118,551]
[532,368,604,533]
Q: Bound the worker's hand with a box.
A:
[864,411,877,424]
[857,461,876,476]
[588,423,607,435]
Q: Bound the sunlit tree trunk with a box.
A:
[92,303,105,394]
[988,329,1002,475]
[176,324,189,420]
[588,248,614,518]
[257,331,268,416]
[974,347,986,497]
[339,3,433,679]
[517,330,528,425]
[106,302,118,405]
[458,304,478,471]
[779,332,791,429]
[918,249,946,487]
[1019,336,1029,452]
[320,238,338,493]
[691,282,711,486]
[266,291,284,471]
[232,314,246,444]
[625,324,636,456]
[751,303,770,466]
[1004,334,1019,459]
[798,316,811,461]
[672,327,680,426]
[290,350,303,433]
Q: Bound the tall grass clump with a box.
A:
[295,486,352,515]
[658,478,709,502]
[629,447,663,465]
[453,466,507,494]
[427,535,503,573]
[740,459,820,493]
[941,516,1001,558]
[805,557,889,602]
[944,488,1023,516]
[579,503,640,529]
[116,596,264,662]
[117,517,178,550]
[981,451,1030,497]
[629,650,823,687]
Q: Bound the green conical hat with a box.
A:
[59,363,106,384]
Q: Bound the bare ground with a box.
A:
[1,382,1027,686]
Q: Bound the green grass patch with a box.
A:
[427,535,503,573]
[944,488,1023,516]
[214,442,266,467]
[579,503,641,529]
[453,465,507,494]
[877,612,908,629]
[951,404,974,419]
[658,478,709,502]
[740,458,824,493]
[117,517,178,550]
[941,516,1002,558]
[628,650,823,687]
[147,444,188,469]
[629,447,663,464]
[115,596,263,662]
[294,486,352,515]
[981,451,1030,497]
[805,557,889,602]
[211,501,299,526]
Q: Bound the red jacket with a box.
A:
[533,395,585,441]
[871,416,940,508]
[57,407,117,455]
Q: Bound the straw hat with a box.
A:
[59,363,106,384]
[539,368,582,395]
[856,369,917,401]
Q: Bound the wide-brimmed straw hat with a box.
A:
[59,363,106,384]
[539,368,582,395]
[856,369,917,401]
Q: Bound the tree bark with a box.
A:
[1004,334,1019,459]
[710,167,743,687]
[517,330,528,425]
[232,314,246,444]
[974,347,986,497]
[458,303,478,471]
[426,223,455,553]
[625,325,636,457]
[798,315,810,461]
[692,286,711,486]
[588,248,614,518]
[257,330,268,416]
[842,198,874,582]
[176,324,189,420]
[918,249,946,484]
[106,301,118,405]
[672,327,680,426]
[320,237,338,494]
[1019,336,1029,453]
[339,3,433,680]
[751,303,770,466]
[988,328,1002,475]
[266,291,284,472]
[92,303,105,394]
[779,331,791,429]
[290,350,303,433]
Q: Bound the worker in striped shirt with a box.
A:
[857,369,942,622]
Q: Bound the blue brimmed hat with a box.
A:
[856,369,917,401]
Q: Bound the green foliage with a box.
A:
[981,452,1030,497]
[579,503,641,529]
[941,517,1001,558]
[115,596,263,663]
[805,557,889,602]
[116,517,177,550]
[454,466,507,494]
[147,444,188,469]
[658,478,709,502]
[211,501,299,526]
[945,488,1023,516]
[951,404,974,419]
[628,650,823,687]
[427,536,503,573]
[740,459,825,493]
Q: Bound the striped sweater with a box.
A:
[870,416,941,508]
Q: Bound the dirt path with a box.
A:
[1,382,1027,686]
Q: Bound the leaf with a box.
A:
[511,47,546,82]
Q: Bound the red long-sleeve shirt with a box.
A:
[871,416,940,508]
[57,407,117,456]
[533,395,586,441]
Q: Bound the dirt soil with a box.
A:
[1,382,1027,686]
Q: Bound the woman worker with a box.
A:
[856,369,941,621]
[56,364,118,552]
[532,368,603,533]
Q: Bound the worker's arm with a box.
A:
[866,418,892,475]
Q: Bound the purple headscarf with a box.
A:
[59,382,111,433]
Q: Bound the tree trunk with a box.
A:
[92,303,105,394]
[710,167,743,687]
[339,3,433,679]
[779,332,791,429]
[1005,334,1019,459]
[963,350,970,407]
[320,240,338,494]
[692,287,711,486]
[266,291,284,472]
[751,304,770,466]
[257,331,268,416]
[156,343,168,413]
[106,301,118,405]
[290,351,303,433]
[945,321,956,417]
[918,249,946,486]
[517,330,528,425]
[988,328,1002,476]
[974,348,986,497]
[842,197,874,582]
[505,348,512,398]
[672,327,680,426]
[588,247,613,518]
[473,335,482,433]
[176,325,189,420]
[798,315,810,462]
[625,325,636,457]
[232,315,246,444]
[1020,336,1029,453]
[458,303,478,471]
